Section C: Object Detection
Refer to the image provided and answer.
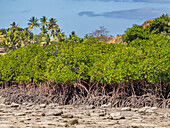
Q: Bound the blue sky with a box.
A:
[0,0,169,37]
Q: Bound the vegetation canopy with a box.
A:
[0,14,169,107]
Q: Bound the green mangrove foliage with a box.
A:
[0,34,169,85]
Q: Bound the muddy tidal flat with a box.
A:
[0,96,170,128]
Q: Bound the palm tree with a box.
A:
[55,28,66,42]
[47,18,58,38]
[47,18,58,30]
[22,28,33,45]
[45,34,50,45]
[50,29,56,38]
[10,22,18,33]
[40,16,48,35]
[5,31,18,50]
[71,31,75,36]
[40,16,47,27]
[40,25,48,35]
[24,27,31,33]
[28,16,39,33]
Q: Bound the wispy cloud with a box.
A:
[70,0,170,3]
[78,7,169,19]
[78,11,100,17]
[131,0,170,3]
[21,9,31,13]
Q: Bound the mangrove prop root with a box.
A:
[0,80,169,108]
